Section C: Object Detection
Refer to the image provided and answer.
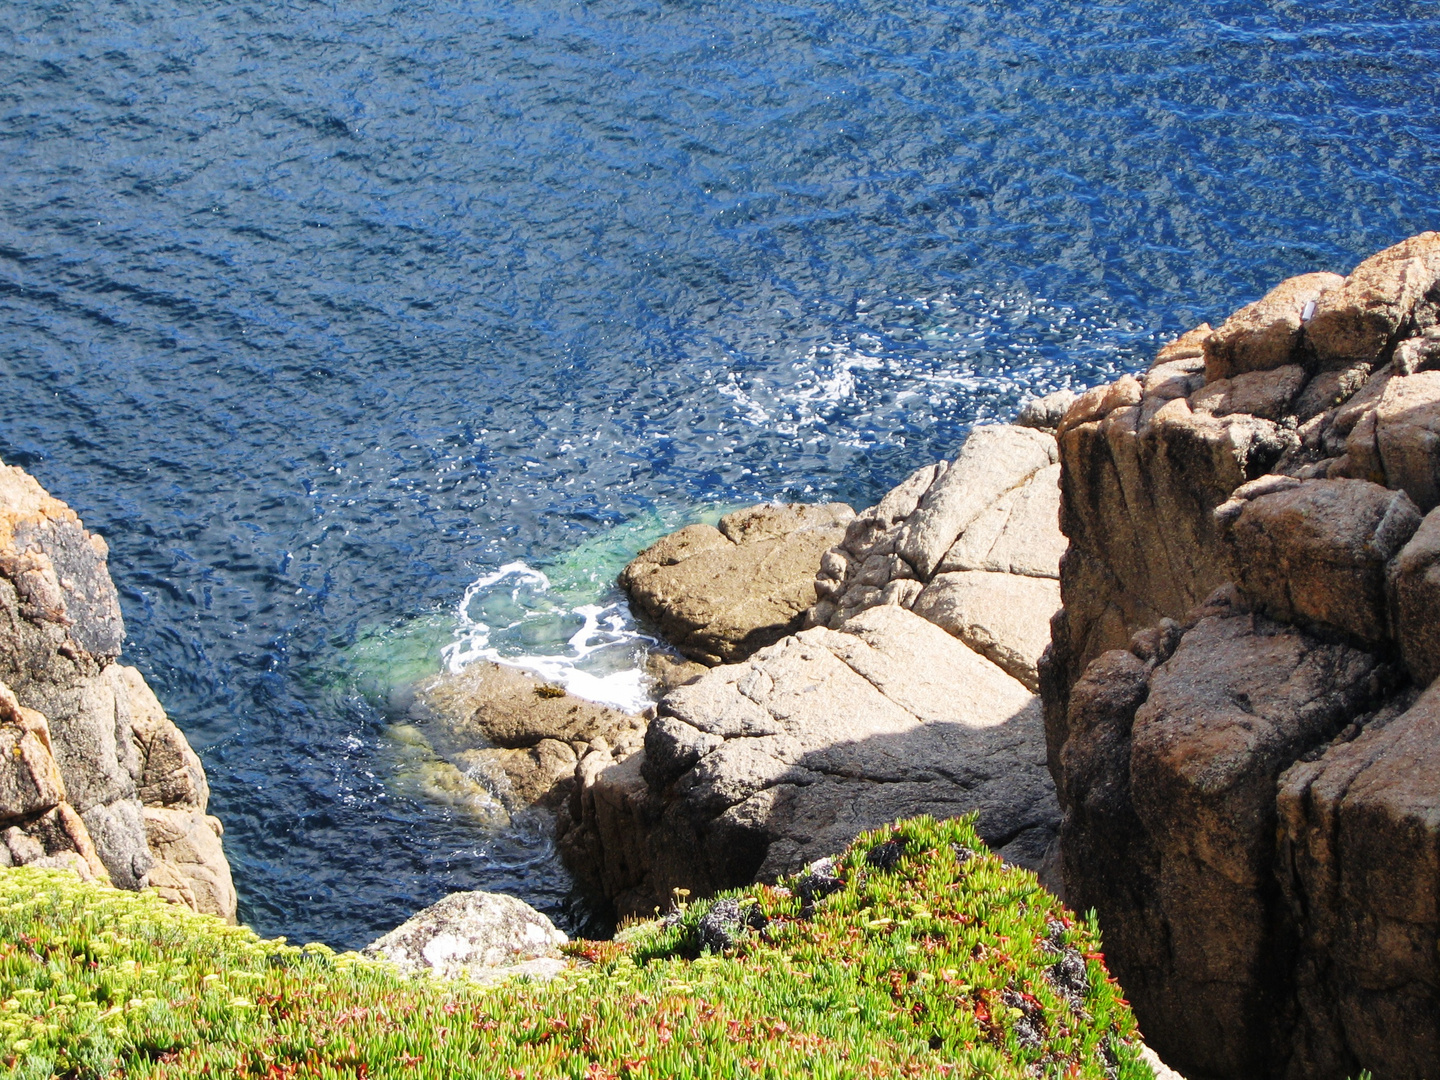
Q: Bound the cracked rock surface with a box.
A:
[363,890,568,983]
[1043,233,1440,1080]
[560,604,1059,919]
[809,423,1065,690]
[0,460,235,919]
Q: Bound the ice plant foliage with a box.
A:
[0,816,1154,1078]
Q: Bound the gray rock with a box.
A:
[79,798,152,890]
[895,425,1058,580]
[935,463,1065,579]
[561,604,1059,918]
[0,460,234,908]
[912,570,1060,690]
[364,890,569,982]
[1017,390,1078,432]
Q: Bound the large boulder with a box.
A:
[1219,476,1421,644]
[810,424,1064,689]
[1204,272,1345,381]
[560,604,1060,919]
[363,890,568,983]
[1053,590,1395,1079]
[620,503,854,666]
[1277,681,1440,1080]
[1389,506,1440,687]
[1307,232,1440,370]
[0,678,108,882]
[0,461,233,914]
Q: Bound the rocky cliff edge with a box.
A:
[0,461,235,921]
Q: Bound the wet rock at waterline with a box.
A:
[560,604,1060,919]
[620,502,854,667]
[363,890,569,983]
[395,661,646,826]
[0,460,235,920]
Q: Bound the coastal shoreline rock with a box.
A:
[560,603,1061,919]
[1043,232,1440,1080]
[0,460,235,921]
[620,502,854,667]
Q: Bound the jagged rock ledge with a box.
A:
[0,462,235,920]
[1042,231,1440,1080]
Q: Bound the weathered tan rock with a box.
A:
[1047,386,1291,696]
[364,890,568,983]
[1309,232,1440,369]
[1044,235,1440,1080]
[1053,598,1392,1079]
[0,680,66,823]
[1278,682,1440,1080]
[110,666,236,920]
[0,459,232,904]
[408,662,645,816]
[810,426,1063,682]
[935,463,1065,579]
[620,503,853,666]
[1389,506,1440,687]
[1203,272,1344,381]
[143,807,235,922]
[1222,477,1421,644]
[912,571,1060,690]
[0,678,109,883]
[1373,369,1440,512]
[1190,364,1307,420]
[644,651,707,696]
[895,426,1058,580]
[561,604,1059,918]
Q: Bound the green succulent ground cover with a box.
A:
[0,816,1153,1080]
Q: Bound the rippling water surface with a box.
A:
[2,0,1437,947]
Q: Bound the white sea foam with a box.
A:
[715,286,1145,446]
[441,561,655,714]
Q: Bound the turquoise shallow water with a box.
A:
[1,0,1437,947]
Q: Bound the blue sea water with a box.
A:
[1,0,1437,948]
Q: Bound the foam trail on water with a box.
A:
[441,561,655,714]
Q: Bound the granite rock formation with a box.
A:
[0,460,235,920]
[398,661,646,826]
[1043,232,1440,1080]
[559,604,1060,919]
[620,502,854,667]
[808,423,1065,690]
[363,890,568,983]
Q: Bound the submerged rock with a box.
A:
[363,890,568,983]
[403,661,646,820]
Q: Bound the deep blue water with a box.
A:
[1,0,1437,949]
